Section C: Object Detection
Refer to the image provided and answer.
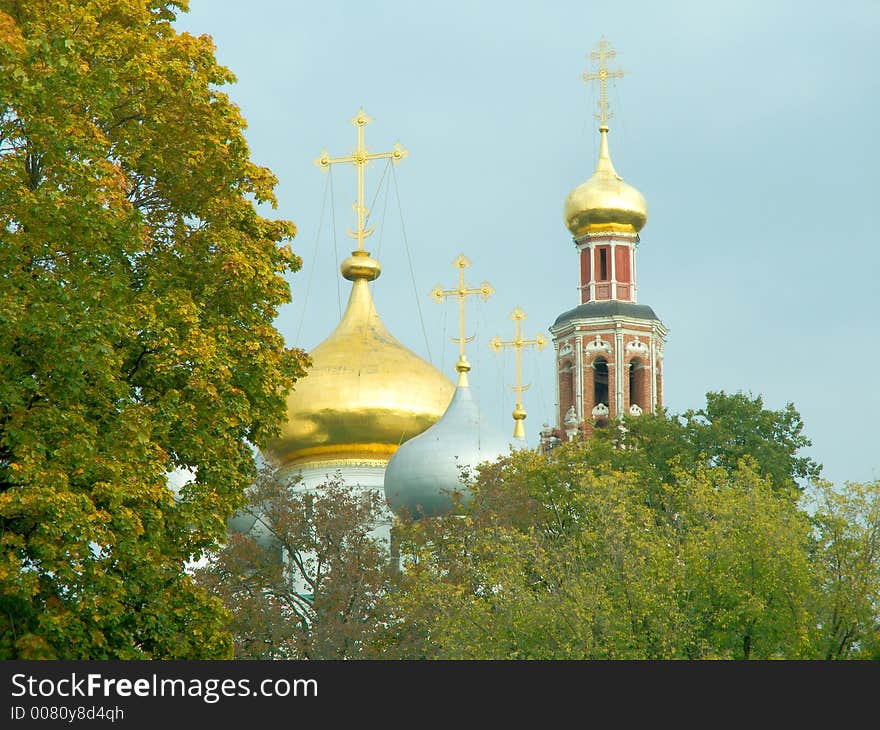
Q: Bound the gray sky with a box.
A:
[175,0,880,486]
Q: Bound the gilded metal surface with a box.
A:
[565,40,647,236]
[430,254,494,377]
[340,250,381,281]
[582,222,639,235]
[268,111,452,469]
[564,128,648,235]
[265,262,454,469]
[489,307,548,438]
[583,38,624,128]
[315,109,408,253]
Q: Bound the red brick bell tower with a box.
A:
[549,40,667,441]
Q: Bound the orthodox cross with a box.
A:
[489,307,548,439]
[315,109,408,252]
[430,254,494,382]
[582,38,624,130]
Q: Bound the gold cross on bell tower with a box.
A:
[315,109,408,253]
[431,254,494,385]
[583,37,625,131]
[489,307,547,440]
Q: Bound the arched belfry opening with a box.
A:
[629,357,648,413]
[559,358,575,419]
[593,357,609,409]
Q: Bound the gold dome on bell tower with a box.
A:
[264,110,454,471]
[564,39,648,237]
[564,126,648,235]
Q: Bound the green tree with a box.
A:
[387,456,688,659]
[680,391,820,494]
[0,0,307,658]
[586,391,821,499]
[671,462,815,658]
[808,479,880,659]
[195,466,394,659]
[388,446,818,659]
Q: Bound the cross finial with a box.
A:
[430,254,494,385]
[315,109,408,254]
[489,307,548,439]
[583,37,625,131]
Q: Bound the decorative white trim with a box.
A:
[632,246,638,303]
[559,342,573,358]
[577,231,639,242]
[614,326,624,417]
[564,405,579,441]
[650,337,657,410]
[553,338,562,430]
[575,336,584,423]
[584,334,612,356]
[572,326,657,338]
[626,337,649,356]
[610,243,617,300]
[629,404,643,416]
[592,402,609,418]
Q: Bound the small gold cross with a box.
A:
[489,307,547,439]
[583,38,625,130]
[430,254,494,382]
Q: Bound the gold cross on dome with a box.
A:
[315,109,408,252]
[583,37,625,130]
[489,307,548,439]
[430,254,494,382]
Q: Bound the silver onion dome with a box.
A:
[383,377,514,518]
[226,508,276,550]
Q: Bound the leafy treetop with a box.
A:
[0,0,308,658]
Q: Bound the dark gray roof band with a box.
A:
[552,301,660,328]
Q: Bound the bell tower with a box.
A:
[549,40,668,440]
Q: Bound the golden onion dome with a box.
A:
[564,126,647,236]
[264,250,454,470]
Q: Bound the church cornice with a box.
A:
[551,314,668,337]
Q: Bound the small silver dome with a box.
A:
[383,382,513,518]
[227,508,276,550]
